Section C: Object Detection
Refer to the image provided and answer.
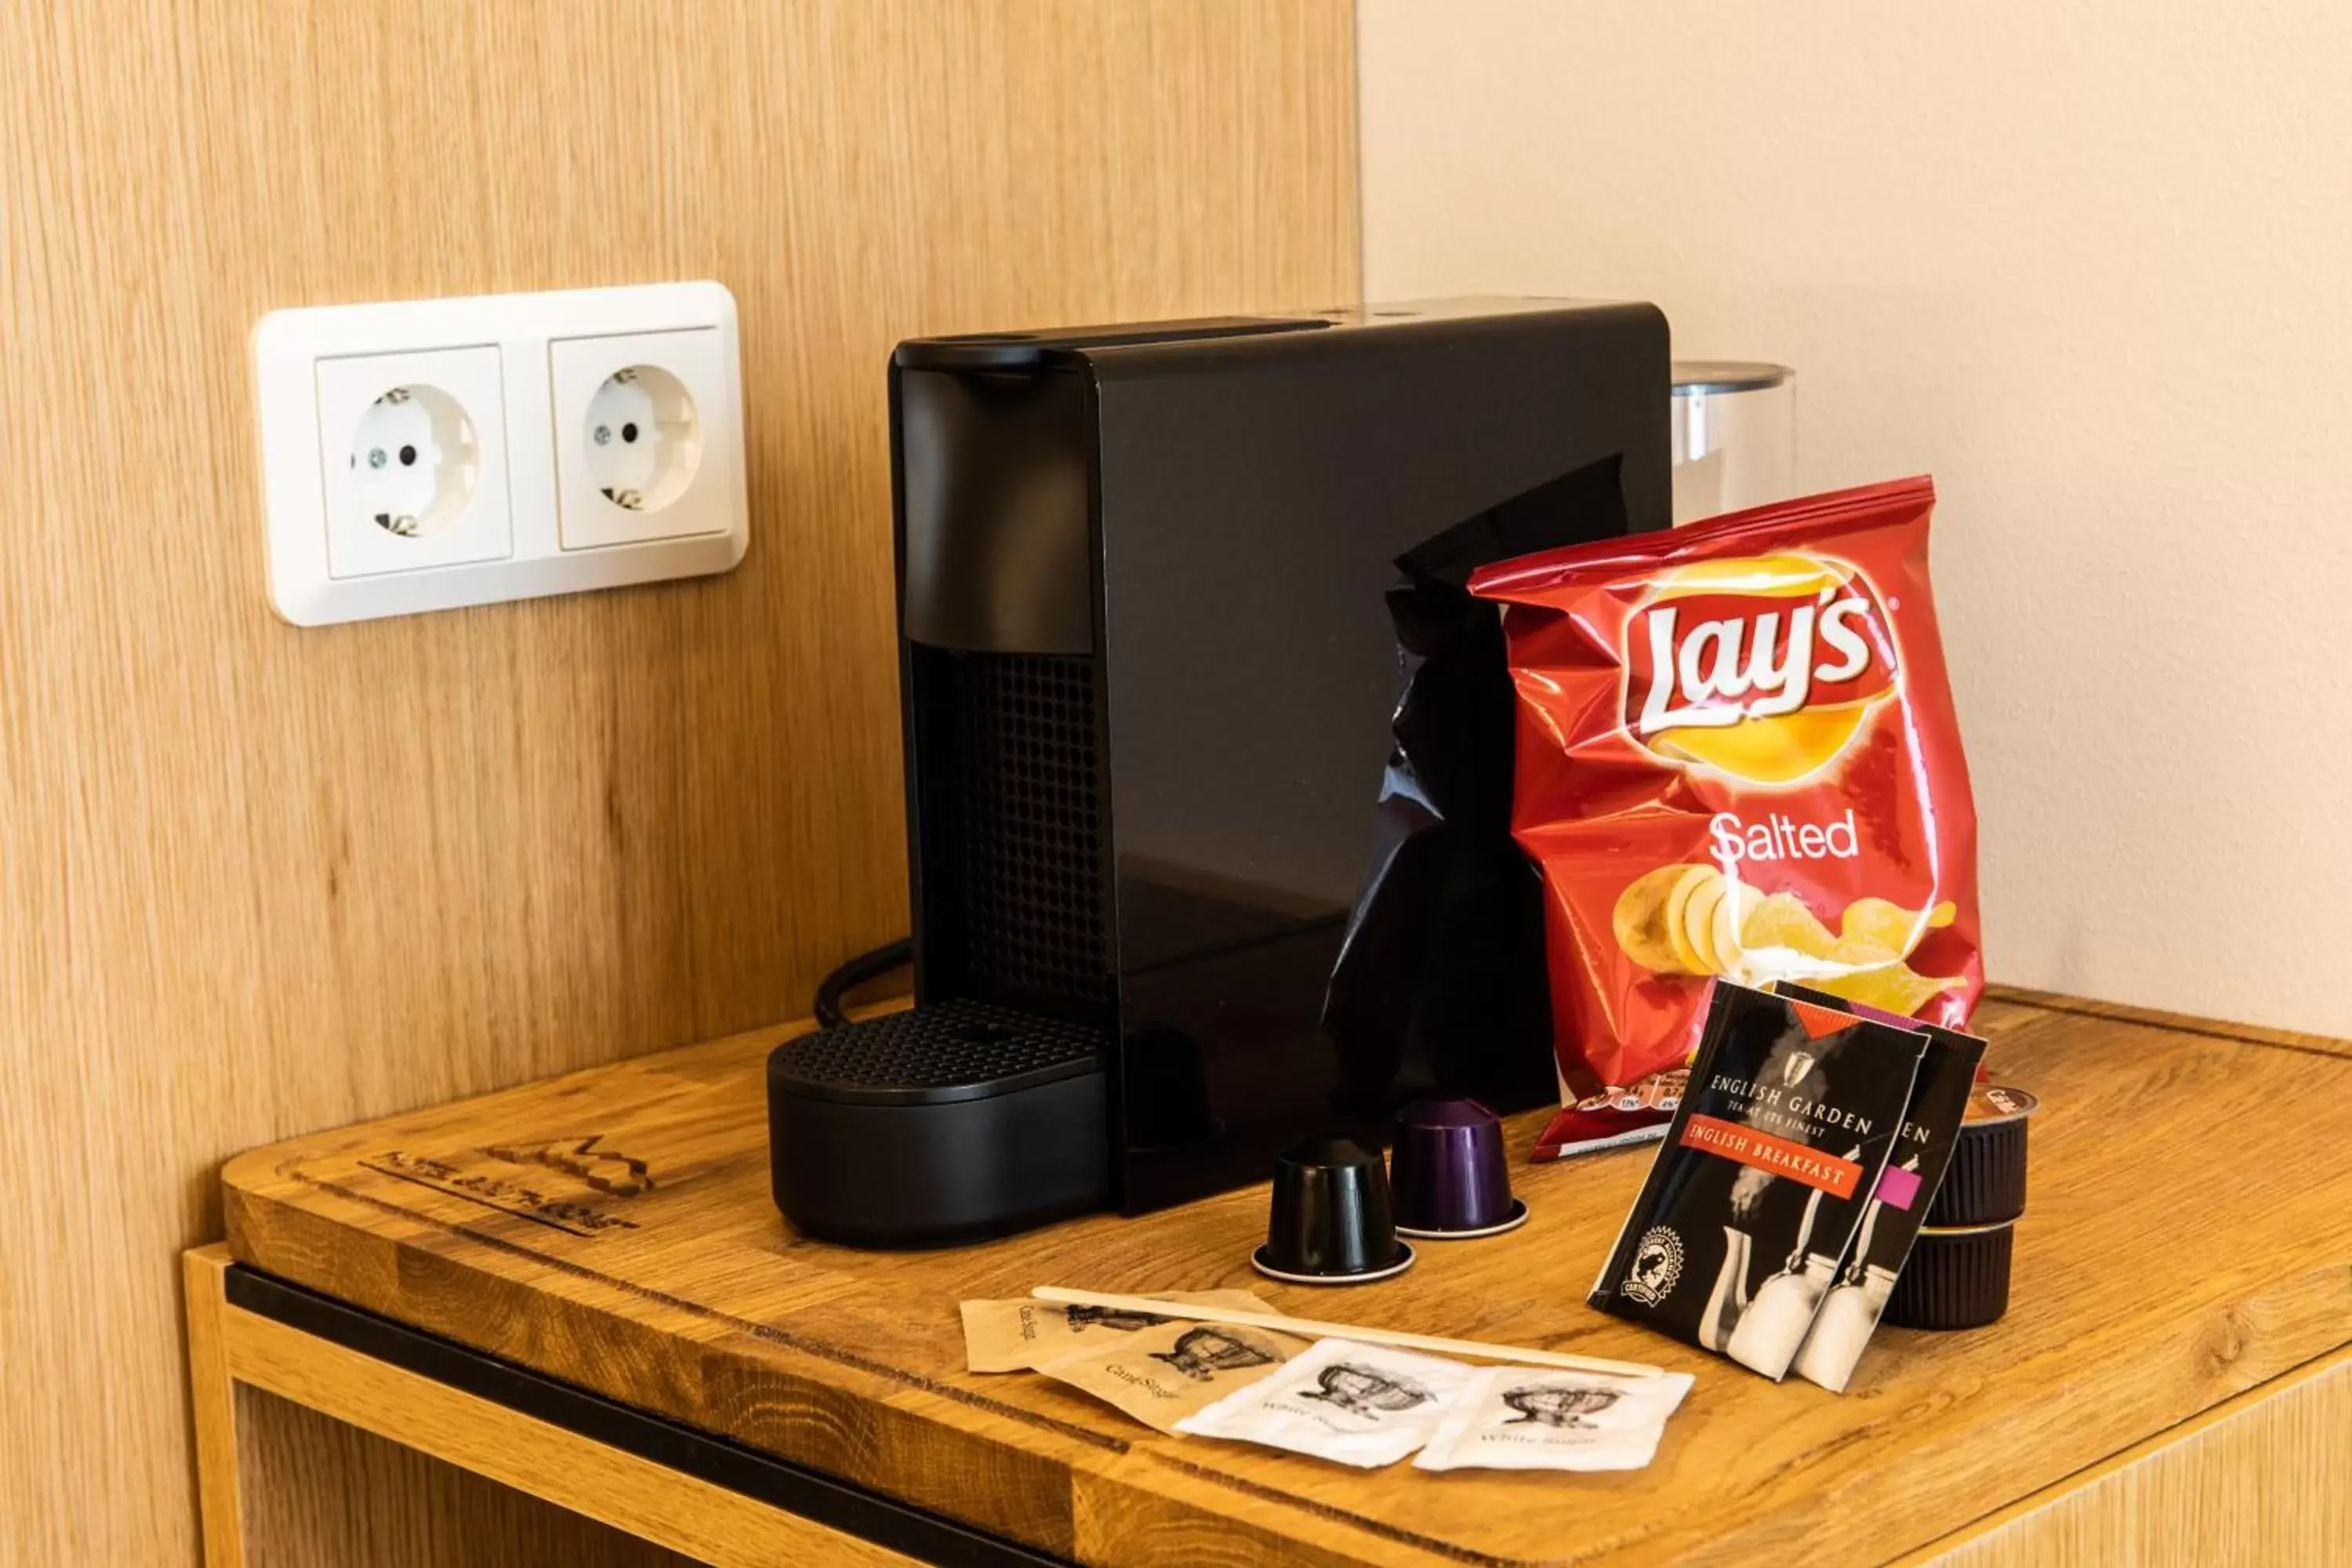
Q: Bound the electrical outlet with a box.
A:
[550,328,737,549]
[254,283,748,626]
[315,346,513,577]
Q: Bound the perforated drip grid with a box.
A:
[949,653,1111,1003]
[769,1000,1107,1106]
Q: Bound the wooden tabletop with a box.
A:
[221,989,2352,1567]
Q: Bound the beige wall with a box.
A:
[0,2,1358,1560]
[1360,0,2352,1037]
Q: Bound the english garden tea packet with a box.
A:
[1774,982,1987,1392]
[1413,1365,1695,1472]
[1174,1338,1475,1468]
[1591,982,1927,1380]
[1037,1317,1313,1433]
[960,1290,1276,1374]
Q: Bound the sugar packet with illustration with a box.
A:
[960,1289,1276,1374]
[1413,1365,1694,1472]
[1037,1317,1313,1433]
[1174,1338,1475,1468]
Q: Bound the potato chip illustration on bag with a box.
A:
[1472,478,1982,1160]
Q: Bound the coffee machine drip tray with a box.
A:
[766,1000,1110,1247]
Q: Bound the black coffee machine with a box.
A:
[769,300,1668,1246]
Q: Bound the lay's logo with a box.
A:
[1621,553,1899,784]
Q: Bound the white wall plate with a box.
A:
[253,282,750,626]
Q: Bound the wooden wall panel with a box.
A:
[0,2,1359,1561]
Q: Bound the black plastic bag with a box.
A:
[1325,456,1630,1115]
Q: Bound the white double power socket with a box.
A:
[253,282,750,626]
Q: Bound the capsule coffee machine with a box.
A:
[768,300,1669,1246]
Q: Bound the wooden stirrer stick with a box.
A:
[1030,1287,1664,1377]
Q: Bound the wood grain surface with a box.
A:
[1985,983,2352,1062]
[0,2,1359,1562]
[186,1247,906,1568]
[235,1388,702,1568]
[183,1249,249,1568]
[1911,1345,2352,1567]
[221,994,2352,1566]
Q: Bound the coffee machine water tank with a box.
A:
[1671,361,1795,525]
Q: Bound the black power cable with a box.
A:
[812,937,913,1029]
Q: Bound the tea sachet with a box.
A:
[1590,982,1927,1380]
[1775,982,1986,1392]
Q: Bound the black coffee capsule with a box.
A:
[1883,1218,2015,1330]
[1254,1134,1415,1285]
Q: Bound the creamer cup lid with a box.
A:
[1918,1213,2021,1237]
[1962,1084,2038,1125]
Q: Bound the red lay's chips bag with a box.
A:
[1468,477,1982,1160]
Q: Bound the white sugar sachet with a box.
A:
[1412,1364,1694,1472]
[1174,1337,1475,1468]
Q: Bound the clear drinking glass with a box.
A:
[1671,362,1795,525]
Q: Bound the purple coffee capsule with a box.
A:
[1390,1098,1529,1240]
